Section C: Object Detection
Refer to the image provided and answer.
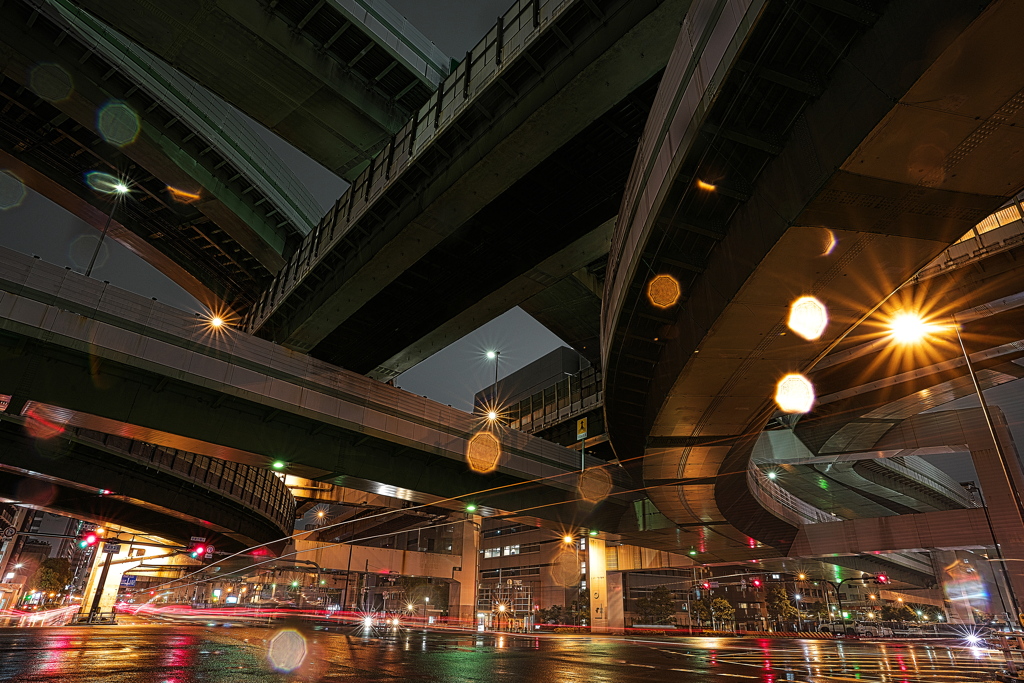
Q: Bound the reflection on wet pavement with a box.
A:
[0,623,1004,682]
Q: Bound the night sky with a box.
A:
[0,0,562,411]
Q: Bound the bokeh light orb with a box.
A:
[97,101,140,146]
[551,550,582,587]
[466,431,501,473]
[267,629,307,673]
[774,373,815,413]
[0,171,27,210]
[787,296,828,341]
[30,63,73,102]
[577,466,612,503]
[647,274,680,308]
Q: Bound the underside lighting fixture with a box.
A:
[465,503,477,513]
[787,296,828,341]
[487,410,498,421]
[774,374,814,414]
[696,179,717,191]
[563,535,574,544]
[588,529,598,537]
[209,316,224,329]
[271,461,286,470]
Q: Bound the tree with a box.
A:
[537,604,564,624]
[635,585,676,625]
[689,597,710,627]
[30,558,71,605]
[882,603,916,622]
[710,597,735,630]
[806,601,829,622]
[766,585,798,629]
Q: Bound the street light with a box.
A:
[886,311,1024,624]
[85,177,130,277]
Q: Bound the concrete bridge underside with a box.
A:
[67,0,447,179]
[601,0,1024,564]
[0,418,292,551]
[0,246,629,532]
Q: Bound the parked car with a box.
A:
[854,622,893,637]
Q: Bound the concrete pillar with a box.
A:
[450,514,480,625]
[969,409,1024,617]
[606,572,625,634]
[588,537,608,633]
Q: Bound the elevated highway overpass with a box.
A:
[242,0,689,376]
[602,0,1024,568]
[0,0,324,313]
[0,245,630,529]
[0,415,295,551]
[65,0,449,179]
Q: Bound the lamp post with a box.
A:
[85,180,130,277]
[887,313,1023,625]
[794,594,803,631]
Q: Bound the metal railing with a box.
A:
[243,0,583,332]
[69,427,296,532]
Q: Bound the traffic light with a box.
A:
[78,529,101,549]
[751,577,763,589]
[188,543,206,559]
[701,582,711,590]
[875,574,889,584]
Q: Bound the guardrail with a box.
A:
[243,0,582,333]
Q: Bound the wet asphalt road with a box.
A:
[0,622,1005,682]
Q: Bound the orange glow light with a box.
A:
[696,179,717,191]
[647,274,680,308]
[167,186,201,203]
[466,431,501,473]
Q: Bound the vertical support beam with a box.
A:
[588,537,608,633]
[452,514,480,624]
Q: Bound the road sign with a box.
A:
[120,575,137,587]
[709,581,720,588]
[103,542,121,554]
[1,526,15,539]
[204,545,215,557]
[576,417,588,441]
[190,536,207,542]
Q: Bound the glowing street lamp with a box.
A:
[85,177,130,277]
[886,310,1024,626]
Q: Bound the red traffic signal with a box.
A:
[188,543,207,559]
[701,582,711,590]
[751,578,763,588]
[875,574,889,584]
[78,530,101,548]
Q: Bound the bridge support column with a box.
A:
[80,542,142,620]
[588,537,609,633]
[450,514,480,625]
